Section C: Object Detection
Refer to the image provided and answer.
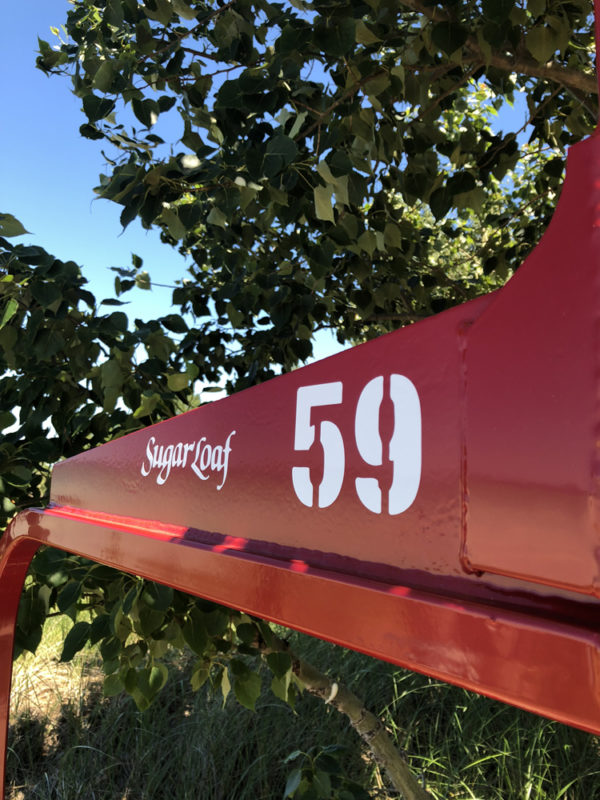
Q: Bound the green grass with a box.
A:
[7,620,600,799]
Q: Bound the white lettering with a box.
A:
[191,437,208,480]
[217,431,236,490]
[172,443,184,468]
[142,430,236,489]
[157,443,174,485]
[200,442,212,473]
[141,436,155,477]
[211,445,223,472]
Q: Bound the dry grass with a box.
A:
[10,618,99,724]
[6,619,600,799]
[6,620,365,800]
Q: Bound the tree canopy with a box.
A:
[1,1,598,793]
[36,0,597,384]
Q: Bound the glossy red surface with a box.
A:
[2,78,600,800]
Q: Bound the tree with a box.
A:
[36,0,595,384]
[1,0,597,795]
[0,226,431,798]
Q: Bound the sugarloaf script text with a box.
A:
[140,431,236,488]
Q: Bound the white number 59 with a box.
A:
[292,375,421,515]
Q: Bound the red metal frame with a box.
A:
[2,14,600,796]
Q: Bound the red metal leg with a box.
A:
[0,522,41,800]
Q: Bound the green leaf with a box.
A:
[384,222,403,249]
[167,372,189,391]
[183,611,209,655]
[233,669,261,710]
[135,270,151,290]
[82,93,116,122]
[128,664,168,709]
[5,466,33,487]
[131,690,151,712]
[289,111,307,139]
[160,208,186,240]
[191,662,210,691]
[284,768,303,798]
[207,207,228,228]
[98,356,122,395]
[100,636,122,662]
[264,135,298,178]
[482,0,514,22]
[148,664,168,694]
[143,0,173,25]
[430,186,452,220]
[314,185,334,222]
[93,60,115,93]
[141,582,173,612]
[283,750,304,764]
[0,213,30,238]
[366,73,390,97]
[145,330,174,361]
[132,97,158,127]
[0,411,16,430]
[226,301,244,328]
[543,157,565,178]
[355,20,380,45]
[137,607,165,637]
[31,281,63,309]
[527,0,546,17]
[104,311,128,332]
[235,622,258,645]
[60,621,91,662]
[267,651,292,679]
[448,172,476,195]
[123,667,138,693]
[315,18,356,56]
[313,770,332,797]
[431,22,469,55]
[133,392,160,419]
[103,673,123,697]
[526,26,557,62]
[271,670,293,704]
[160,313,188,333]
[358,230,377,256]
[221,667,231,704]
[0,298,19,329]
[106,0,124,26]
[80,123,105,140]
[100,359,123,410]
[57,581,83,613]
[89,614,111,646]
[172,0,197,19]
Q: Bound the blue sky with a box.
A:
[1,0,191,319]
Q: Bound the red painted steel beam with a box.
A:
[2,84,600,800]
[45,138,600,604]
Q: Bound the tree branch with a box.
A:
[263,633,433,799]
[293,656,433,800]
[468,44,597,96]
[398,0,597,96]
[295,69,389,141]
